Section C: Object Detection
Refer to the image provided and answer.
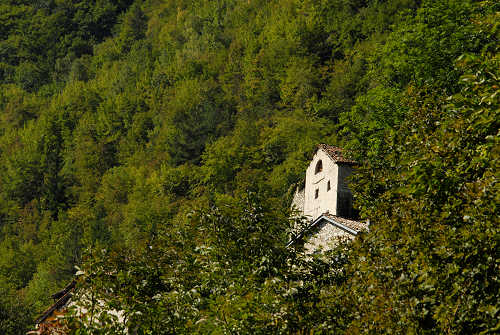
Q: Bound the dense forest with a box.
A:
[0,0,498,333]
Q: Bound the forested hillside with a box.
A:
[0,0,498,333]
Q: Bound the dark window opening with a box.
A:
[327,180,331,191]
[315,160,323,174]
[315,189,319,199]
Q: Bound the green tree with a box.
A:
[118,2,148,52]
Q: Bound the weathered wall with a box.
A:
[303,149,354,220]
[304,150,338,220]
[303,221,353,253]
[291,186,305,216]
[336,163,353,218]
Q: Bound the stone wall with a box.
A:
[291,186,305,216]
[302,149,354,221]
[303,221,354,253]
[303,149,338,220]
[336,163,353,218]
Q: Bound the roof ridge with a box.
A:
[316,144,356,164]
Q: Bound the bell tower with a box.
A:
[300,144,355,220]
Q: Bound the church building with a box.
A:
[290,144,369,252]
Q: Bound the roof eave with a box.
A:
[321,215,359,235]
[315,144,357,165]
[287,214,361,247]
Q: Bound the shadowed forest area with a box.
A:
[0,0,498,333]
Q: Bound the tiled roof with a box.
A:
[287,214,369,247]
[323,213,369,233]
[317,144,356,164]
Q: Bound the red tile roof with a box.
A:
[317,144,356,164]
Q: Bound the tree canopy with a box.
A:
[0,0,498,334]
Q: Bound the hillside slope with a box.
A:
[0,0,498,333]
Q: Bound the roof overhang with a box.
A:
[287,214,364,247]
[314,144,357,165]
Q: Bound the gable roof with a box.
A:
[322,213,369,233]
[316,144,356,164]
[287,213,369,247]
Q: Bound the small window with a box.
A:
[315,189,319,199]
[315,160,323,174]
[327,180,331,191]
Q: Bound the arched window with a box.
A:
[315,160,323,174]
[327,180,331,191]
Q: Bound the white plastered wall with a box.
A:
[303,149,339,220]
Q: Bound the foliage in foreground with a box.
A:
[0,0,498,334]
